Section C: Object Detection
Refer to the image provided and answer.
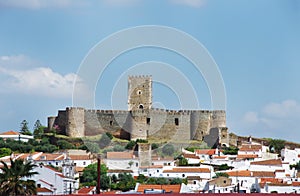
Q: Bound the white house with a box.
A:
[162,166,212,179]
[0,130,33,142]
[281,148,300,165]
[138,165,163,177]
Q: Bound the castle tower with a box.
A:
[128,75,152,111]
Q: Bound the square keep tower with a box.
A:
[128,75,152,111]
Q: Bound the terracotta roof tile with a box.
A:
[250,159,282,166]
[107,151,134,159]
[237,154,258,159]
[107,169,133,173]
[292,181,300,186]
[195,149,216,155]
[140,165,163,169]
[36,153,64,161]
[69,154,91,160]
[212,155,227,159]
[75,167,85,172]
[0,130,19,135]
[78,186,95,194]
[226,170,251,177]
[163,167,210,173]
[239,144,262,152]
[137,184,181,193]
[252,171,275,177]
[37,187,53,193]
[183,153,199,159]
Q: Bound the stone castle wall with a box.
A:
[48,107,226,146]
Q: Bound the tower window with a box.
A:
[137,90,142,95]
[139,104,144,109]
[175,118,179,126]
[147,118,150,125]
[110,121,113,126]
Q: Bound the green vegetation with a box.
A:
[20,120,32,136]
[213,172,229,178]
[290,161,300,170]
[99,134,111,149]
[0,147,12,158]
[162,144,175,156]
[125,141,136,150]
[268,139,285,154]
[222,146,239,155]
[0,158,38,195]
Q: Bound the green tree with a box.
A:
[115,173,136,191]
[0,148,12,158]
[81,163,108,189]
[222,146,239,155]
[213,172,229,178]
[178,157,188,166]
[57,140,75,149]
[162,144,175,156]
[105,132,113,140]
[151,143,159,150]
[33,120,45,139]
[84,142,100,153]
[0,159,38,196]
[125,141,136,150]
[20,120,32,136]
[269,139,285,154]
[113,145,125,152]
[170,178,183,185]
[99,134,111,148]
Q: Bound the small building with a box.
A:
[0,130,33,142]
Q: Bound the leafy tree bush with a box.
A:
[105,132,113,140]
[57,140,75,149]
[136,139,148,143]
[218,164,231,171]
[81,163,108,189]
[269,139,285,154]
[125,141,136,150]
[162,144,175,156]
[0,148,11,158]
[151,143,159,150]
[20,120,32,136]
[113,145,125,152]
[213,172,229,178]
[178,157,188,166]
[115,173,136,191]
[99,134,111,148]
[84,142,100,153]
[222,146,239,155]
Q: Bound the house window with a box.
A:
[83,161,86,165]
[182,174,185,177]
[37,184,41,188]
[136,163,138,167]
[56,162,58,166]
[193,181,196,185]
[167,174,169,177]
[168,163,171,166]
[175,118,179,126]
[157,170,159,172]
[146,118,151,125]
[149,174,152,176]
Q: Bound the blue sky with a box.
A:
[0,0,300,142]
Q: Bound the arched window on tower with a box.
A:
[139,104,144,109]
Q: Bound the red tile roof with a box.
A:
[137,184,181,193]
[252,171,275,177]
[237,154,258,159]
[36,187,53,193]
[69,154,91,160]
[183,153,199,159]
[226,170,251,177]
[212,155,227,159]
[292,181,300,186]
[250,159,282,166]
[78,186,95,194]
[0,130,19,135]
[163,167,210,173]
[107,151,134,159]
[239,144,262,152]
[36,153,64,161]
[195,149,216,155]
[140,165,163,169]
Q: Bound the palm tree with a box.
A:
[0,158,38,196]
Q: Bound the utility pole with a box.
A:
[96,155,101,194]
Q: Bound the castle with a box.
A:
[48,75,228,147]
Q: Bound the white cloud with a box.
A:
[0,55,80,98]
[241,100,300,141]
[0,0,85,9]
[170,0,206,8]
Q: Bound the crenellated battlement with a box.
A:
[48,75,227,147]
